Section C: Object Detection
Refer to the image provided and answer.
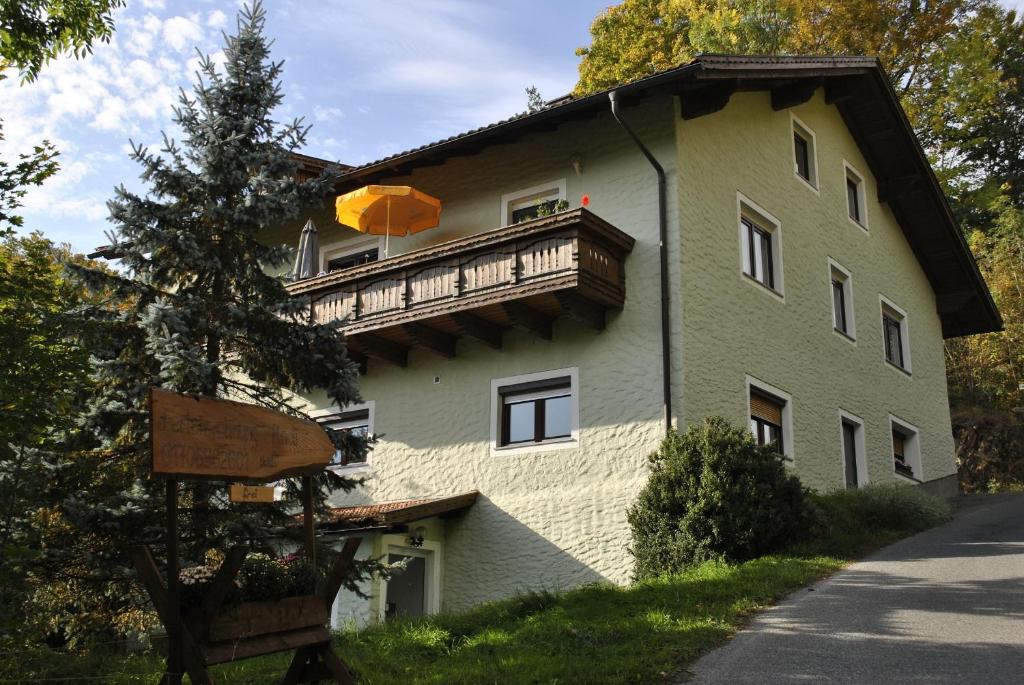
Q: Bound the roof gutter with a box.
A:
[609,90,674,435]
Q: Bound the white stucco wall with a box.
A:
[675,90,956,490]
[294,99,681,612]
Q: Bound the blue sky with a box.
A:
[3,0,1023,254]
[1,0,610,253]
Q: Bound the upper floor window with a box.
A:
[490,367,579,454]
[311,402,375,468]
[500,179,566,227]
[828,259,855,339]
[890,416,922,481]
[791,116,818,189]
[321,236,382,275]
[738,196,783,296]
[880,296,911,373]
[844,162,867,229]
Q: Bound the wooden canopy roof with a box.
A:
[320,491,479,531]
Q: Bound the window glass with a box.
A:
[543,394,572,439]
[794,132,810,181]
[317,409,370,465]
[327,247,378,272]
[883,314,904,367]
[847,177,861,223]
[506,402,535,444]
[511,198,558,224]
[742,218,774,289]
[832,279,847,333]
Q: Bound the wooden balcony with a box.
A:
[286,208,636,368]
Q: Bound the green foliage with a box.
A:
[811,484,952,538]
[0,0,124,82]
[627,417,815,579]
[953,406,1024,492]
[525,85,544,113]
[0,128,58,234]
[238,553,290,602]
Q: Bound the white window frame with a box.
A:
[791,114,819,192]
[879,294,912,374]
[490,367,579,456]
[889,414,923,482]
[320,234,384,275]
[837,409,869,488]
[745,375,794,462]
[828,258,856,341]
[308,401,376,471]
[843,161,869,231]
[378,537,442,621]
[737,193,785,299]
[499,178,567,227]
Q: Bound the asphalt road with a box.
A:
[687,493,1024,684]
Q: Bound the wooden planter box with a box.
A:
[184,595,331,665]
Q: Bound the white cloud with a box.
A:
[313,105,343,122]
[207,10,228,28]
[163,15,204,52]
[141,0,166,9]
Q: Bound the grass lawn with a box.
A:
[4,487,951,684]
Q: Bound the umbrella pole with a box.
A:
[385,195,391,258]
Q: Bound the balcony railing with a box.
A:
[286,208,636,368]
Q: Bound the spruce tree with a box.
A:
[54,2,369,639]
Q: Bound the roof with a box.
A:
[296,54,999,338]
[320,491,479,530]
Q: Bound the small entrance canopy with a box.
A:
[320,491,478,532]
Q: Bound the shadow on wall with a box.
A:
[441,494,619,613]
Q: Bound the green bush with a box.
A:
[238,553,289,601]
[628,417,815,579]
[812,483,952,536]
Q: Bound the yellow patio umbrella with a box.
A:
[335,185,442,258]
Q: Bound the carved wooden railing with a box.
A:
[287,209,635,364]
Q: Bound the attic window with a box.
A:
[791,116,817,189]
[845,163,867,229]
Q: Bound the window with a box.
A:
[311,403,375,468]
[838,410,867,489]
[742,218,774,289]
[791,116,817,189]
[500,179,566,227]
[889,416,922,481]
[880,296,911,372]
[845,163,867,228]
[828,260,855,339]
[746,377,793,461]
[321,236,382,275]
[738,196,783,295]
[490,367,578,454]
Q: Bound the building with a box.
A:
[268,55,1000,628]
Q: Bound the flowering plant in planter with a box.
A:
[177,552,323,610]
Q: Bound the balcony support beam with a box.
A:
[348,334,408,367]
[555,292,606,331]
[402,322,457,358]
[450,312,503,350]
[346,349,369,375]
[501,301,553,340]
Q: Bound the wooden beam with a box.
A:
[865,127,899,143]
[348,334,408,367]
[555,292,605,331]
[403,322,457,358]
[824,75,862,104]
[680,81,737,119]
[501,301,553,340]
[877,174,924,204]
[450,312,503,349]
[771,79,821,110]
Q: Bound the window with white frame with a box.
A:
[311,402,374,467]
[491,368,578,453]
[838,410,867,489]
[845,163,867,228]
[880,296,911,372]
[500,179,566,227]
[321,236,382,275]
[889,416,922,481]
[738,196,783,295]
[792,116,818,189]
[829,259,855,338]
[746,377,793,461]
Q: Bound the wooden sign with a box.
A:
[229,484,276,503]
[150,388,333,481]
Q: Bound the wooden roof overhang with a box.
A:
[318,491,479,533]
[304,55,999,338]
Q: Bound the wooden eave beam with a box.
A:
[403,322,457,358]
[348,334,408,367]
[680,81,737,119]
[501,301,553,340]
[450,312,503,349]
[771,78,822,111]
[824,75,863,104]
[555,291,605,331]
[877,174,924,204]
